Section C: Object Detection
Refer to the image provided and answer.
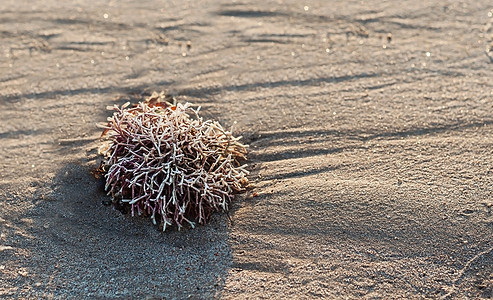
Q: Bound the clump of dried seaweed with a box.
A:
[98,93,248,231]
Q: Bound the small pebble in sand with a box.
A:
[18,271,28,277]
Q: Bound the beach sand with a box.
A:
[1,0,492,298]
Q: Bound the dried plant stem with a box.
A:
[99,94,248,230]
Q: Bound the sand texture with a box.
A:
[1,0,492,299]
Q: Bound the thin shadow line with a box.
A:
[180,72,378,97]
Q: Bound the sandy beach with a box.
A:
[1,0,492,298]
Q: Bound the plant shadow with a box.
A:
[20,161,232,298]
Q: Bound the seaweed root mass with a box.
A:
[98,94,249,231]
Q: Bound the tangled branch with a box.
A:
[98,93,249,230]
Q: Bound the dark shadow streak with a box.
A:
[250,146,357,163]
[385,20,442,31]
[53,18,90,25]
[67,41,115,46]
[244,130,355,144]
[155,25,180,33]
[260,33,313,38]
[0,80,174,102]
[217,10,287,18]
[486,52,493,63]
[250,120,493,148]
[362,120,493,141]
[0,30,15,37]
[233,261,288,275]
[53,18,132,31]
[365,81,396,90]
[180,72,378,97]
[0,74,25,83]
[0,129,45,139]
[55,46,91,52]
[243,38,289,44]
[37,33,60,40]
[261,165,340,181]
